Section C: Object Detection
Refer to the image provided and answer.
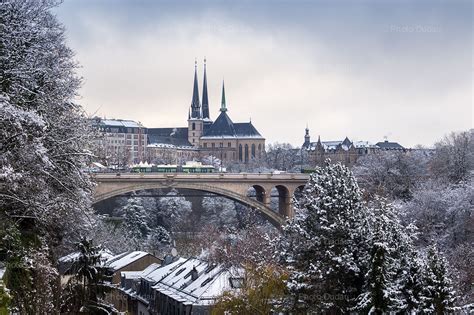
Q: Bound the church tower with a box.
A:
[303,126,311,148]
[201,58,211,123]
[188,60,203,147]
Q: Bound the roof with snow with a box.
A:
[106,251,150,271]
[147,127,192,147]
[375,140,405,150]
[100,119,144,128]
[150,257,243,306]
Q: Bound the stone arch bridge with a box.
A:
[93,173,310,227]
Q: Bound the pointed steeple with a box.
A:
[201,58,210,120]
[220,80,227,112]
[190,60,201,119]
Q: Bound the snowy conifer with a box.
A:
[121,197,151,247]
[146,226,172,251]
[157,189,192,231]
[355,199,403,313]
[279,160,366,313]
[420,245,457,313]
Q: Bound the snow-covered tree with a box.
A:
[121,197,151,248]
[265,142,303,172]
[146,226,172,252]
[401,179,473,249]
[420,245,457,314]
[431,130,473,184]
[398,248,425,313]
[278,161,366,313]
[353,150,430,200]
[89,217,137,254]
[157,189,192,231]
[200,155,221,168]
[201,196,238,227]
[354,199,404,313]
[1,0,95,309]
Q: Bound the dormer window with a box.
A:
[229,277,244,288]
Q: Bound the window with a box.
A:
[212,143,215,148]
[228,142,231,147]
[245,144,249,163]
[238,144,243,162]
[219,142,223,148]
[204,143,207,148]
[251,144,256,158]
[193,132,195,137]
[192,122,196,130]
[229,277,244,288]
[193,139,195,143]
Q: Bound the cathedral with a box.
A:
[146,61,265,165]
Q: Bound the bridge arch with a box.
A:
[93,182,286,227]
[271,185,292,217]
[247,184,267,203]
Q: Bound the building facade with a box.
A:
[92,118,148,166]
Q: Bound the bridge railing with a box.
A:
[91,172,309,181]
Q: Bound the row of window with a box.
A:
[238,143,261,162]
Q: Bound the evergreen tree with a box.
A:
[121,197,150,248]
[420,245,457,314]
[355,199,402,313]
[157,189,192,231]
[396,225,425,313]
[146,226,172,251]
[279,161,366,313]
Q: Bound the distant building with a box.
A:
[147,60,265,165]
[92,118,148,166]
[92,61,265,167]
[375,140,405,151]
[302,127,404,167]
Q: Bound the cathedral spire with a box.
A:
[190,59,201,119]
[201,58,210,119]
[220,80,227,112]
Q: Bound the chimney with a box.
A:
[191,266,198,281]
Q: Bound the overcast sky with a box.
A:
[54,0,472,147]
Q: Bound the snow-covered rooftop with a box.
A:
[106,251,150,271]
[101,119,143,128]
[147,143,195,150]
[150,257,243,306]
[143,258,187,283]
